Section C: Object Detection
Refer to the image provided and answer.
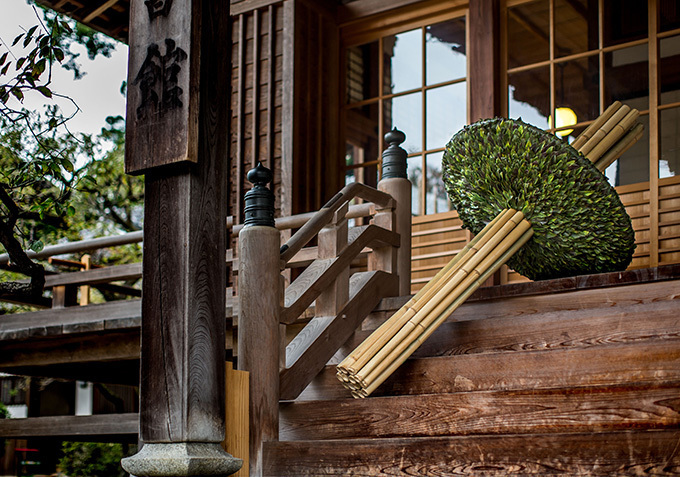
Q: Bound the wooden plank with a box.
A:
[469,0,501,122]
[360,294,680,363]
[296,339,680,401]
[0,330,140,368]
[0,299,142,340]
[41,263,142,288]
[231,0,282,17]
[224,362,250,477]
[280,385,680,441]
[125,0,200,172]
[0,413,138,439]
[280,270,398,400]
[264,430,680,476]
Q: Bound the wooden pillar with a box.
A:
[469,0,502,122]
[237,164,280,477]
[378,129,412,296]
[120,0,241,474]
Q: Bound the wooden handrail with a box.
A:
[279,183,393,264]
[230,201,375,235]
[0,231,144,266]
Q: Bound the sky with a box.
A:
[1,0,129,137]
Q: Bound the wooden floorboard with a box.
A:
[264,430,680,476]
[280,384,680,441]
[298,339,680,401]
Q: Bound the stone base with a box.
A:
[121,442,243,476]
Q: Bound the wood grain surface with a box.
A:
[264,430,680,476]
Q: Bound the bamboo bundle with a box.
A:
[337,209,534,398]
[573,102,644,171]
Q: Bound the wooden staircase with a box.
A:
[264,266,680,476]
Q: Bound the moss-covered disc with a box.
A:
[442,117,635,280]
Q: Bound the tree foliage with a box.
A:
[0,2,140,304]
[58,441,131,477]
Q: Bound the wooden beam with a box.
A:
[0,413,138,439]
[0,299,141,341]
[0,330,140,368]
[83,0,120,23]
[469,0,502,122]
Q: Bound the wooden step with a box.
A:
[264,430,680,476]
[329,284,680,367]
[280,384,680,441]
[297,339,680,401]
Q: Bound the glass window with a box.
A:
[507,0,549,69]
[603,0,648,47]
[508,67,550,129]
[343,13,467,216]
[604,44,649,105]
[554,57,599,125]
[661,108,680,178]
[426,18,466,85]
[660,0,680,33]
[554,0,598,58]
[426,83,466,150]
[660,35,680,105]
[384,29,422,95]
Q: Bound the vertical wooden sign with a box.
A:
[125,0,200,174]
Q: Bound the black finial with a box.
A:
[244,162,275,227]
[381,127,408,179]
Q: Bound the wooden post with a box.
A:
[79,254,91,306]
[316,202,349,316]
[120,0,241,475]
[378,129,412,296]
[237,164,280,477]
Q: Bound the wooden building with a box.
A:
[0,0,679,475]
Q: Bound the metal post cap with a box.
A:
[381,128,408,179]
[244,162,275,227]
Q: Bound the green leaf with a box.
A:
[61,159,74,172]
[30,240,44,253]
[10,88,23,101]
[11,33,23,46]
[0,63,9,76]
[0,52,7,66]
[37,86,52,98]
[15,57,26,70]
[53,47,64,62]
[66,206,76,217]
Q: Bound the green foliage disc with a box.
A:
[442,117,635,280]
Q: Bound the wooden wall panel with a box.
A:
[230,2,286,228]
[289,0,343,215]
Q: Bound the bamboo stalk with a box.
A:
[578,104,631,156]
[572,101,622,151]
[362,225,534,396]
[585,109,639,163]
[355,211,525,383]
[360,220,531,390]
[594,123,644,172]
[338,209,515,375]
